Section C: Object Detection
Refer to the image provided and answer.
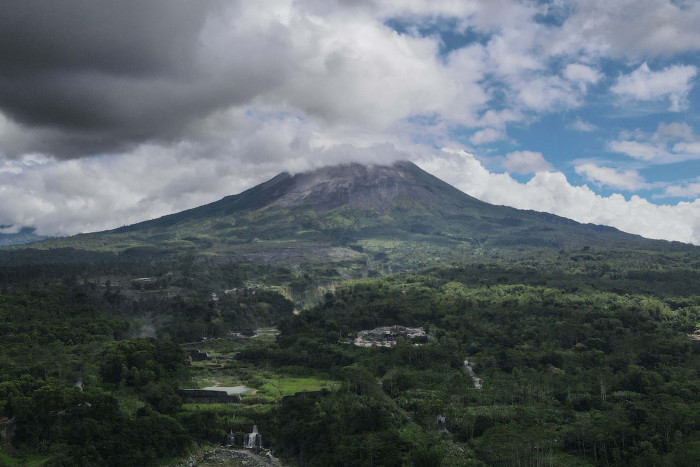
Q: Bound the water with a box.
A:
[464,359,483,389]
[243,425,262,449]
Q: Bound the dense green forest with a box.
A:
[0,267,294,466]
[1,246,699,466]
[0,285,189,466]
[239,270,700,465]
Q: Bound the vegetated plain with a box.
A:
[1,162,700,466]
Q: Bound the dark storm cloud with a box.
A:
[0,0,291,157]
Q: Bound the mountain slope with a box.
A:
[112,161,486,232]
[25,161,692,266]
[0,226,47,247]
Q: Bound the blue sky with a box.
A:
[0,0,699,243]
[385,12,700,202]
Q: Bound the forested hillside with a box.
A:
[1,249,699,465]
[239,268,700,465]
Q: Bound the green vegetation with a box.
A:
[2,246,700,465]
[258,376,337,397]
[0,286,192,466]
[0,451,49,467]
[237,270,700,465]
[2,163,700,465]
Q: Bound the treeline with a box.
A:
[152,288,294,342]
[425,255,700,297]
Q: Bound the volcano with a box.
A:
[29,160,689,265]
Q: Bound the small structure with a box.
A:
[243,425,262,449]
[224,285,260,295]
[230,329,257,339]
[202,386,251,395]
[187,349,211,362]
[132,277,154,282]
[354,326,428,348]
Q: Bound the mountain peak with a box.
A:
[263,161,437,211]
[241,160,482,214]
[102,159,677,253]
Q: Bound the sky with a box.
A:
[1,0,699,244]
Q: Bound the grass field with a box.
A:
[256,376,339,397]
[0,450,49,467]
[183,330,339,401]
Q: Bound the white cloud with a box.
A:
[568,117,597,132]
[551,0,700,58]
[673,141,700,155]
[0,147,252,235]
[609,122,700,163]
[608,140,668,161]
[0,110,419,235]
[564,63,602,92]
[1,0,698,161]
[485,32,542,78]
[502,151,553,174]
[477,109,523,128]
[418,149,700,245]
[655,121,695,141]
[611,62,697,111]
[661,178,700,198]
[2,121,699,247]
[469,109,523,145]
[470,128,504,145]
[564,64,601,83]
[575,163,648,190]
[515,75,582,111]
[650,121,699,148]
[275,12,461,127]
[442,44,490,124]
[0,225,22,234]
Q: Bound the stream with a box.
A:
[464,359,483,389]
